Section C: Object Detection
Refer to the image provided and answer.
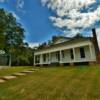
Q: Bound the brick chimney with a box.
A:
[92,28,100,64]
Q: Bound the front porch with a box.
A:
[34,45,96,66]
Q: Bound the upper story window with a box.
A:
[80,47,85,58]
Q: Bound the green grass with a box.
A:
[0,66,34,77]
[0,65,100,100]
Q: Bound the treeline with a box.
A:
[0,8,33,66]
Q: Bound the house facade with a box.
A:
[34,29,100,66]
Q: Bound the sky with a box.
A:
[0,0,100,48]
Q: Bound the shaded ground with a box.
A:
[0,65,100,100]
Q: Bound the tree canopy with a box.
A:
[0,8,33,66]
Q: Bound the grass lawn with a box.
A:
[0,66,34,77]
[0,65,100,100]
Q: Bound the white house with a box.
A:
[34,29,100,66]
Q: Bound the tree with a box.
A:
[48,40,53,45]
[0,9,7,49]
[38,42,47,49]
[0,8,25,66]
[0,8,34,66]
[0,33,5,49]
[74,33,83,38]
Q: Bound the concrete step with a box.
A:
[0,69,36,83]
[21,70,34,73]
[13,73,26,76]
[2,75,17,80]
[0,79,5,83]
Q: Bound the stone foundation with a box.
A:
[89,61,96,66]
[40,64,43,67]
[60,63,64,66]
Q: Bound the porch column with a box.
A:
[40,54,43,66]
[89,45,93,60]
[34,55,36,66]
[60,50,63,66]
[73,48,76,62]
[89,45,95,65]
[49,53,51,64]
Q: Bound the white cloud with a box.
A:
[96,28,100,48]
[17,0,24,9]
[41,0,48,6]
[16,0,26,13]
[0,0,5,2]
[0,0,25,13]
[63,29,80,37]
[41,0,100,36]
[12,12,20,20]
[29,43,39,48]
[0,0,7,3]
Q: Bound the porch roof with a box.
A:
[35,37,92,52]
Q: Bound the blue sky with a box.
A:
[0,0,60,44]
[0,0,100,47]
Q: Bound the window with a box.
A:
[43,54,46,62]
[70,49,74,60]
[35,55,40,63]
[62,51,65,58]
[80,47,85,58]
[47,54,49,61]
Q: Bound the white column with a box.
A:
[60,50,62,63]
[89,45,93,60]
[73,48,76,62]
[34,54,36,66]
[49,53,51,64]
[40,54,43,65]
[9,54,11,67]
